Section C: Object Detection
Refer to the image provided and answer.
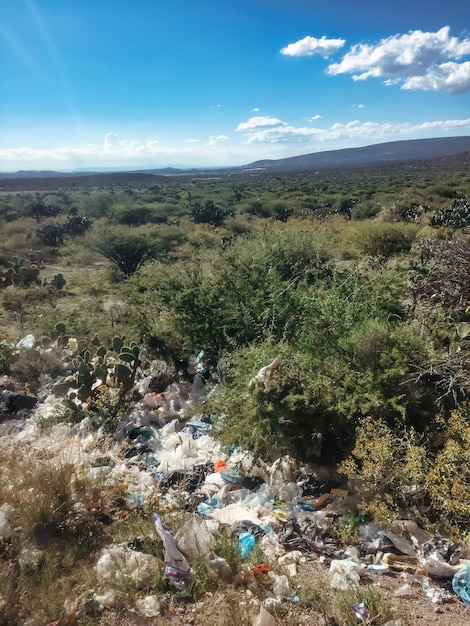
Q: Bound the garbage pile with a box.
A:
[1,339,470,624]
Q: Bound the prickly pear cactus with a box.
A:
[51,273,66,291]
[1,257,42,288]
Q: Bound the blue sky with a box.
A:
[1,0,470,171]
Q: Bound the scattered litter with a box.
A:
[3,340,470,623]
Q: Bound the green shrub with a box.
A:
[134,227,331,357]
[426,403,470,531]
[88,225,160,276]
[340,417,430,526]
[354,222,418,259]
[0,334,13,374]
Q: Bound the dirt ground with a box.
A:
[101,559,470,626]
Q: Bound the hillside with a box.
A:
[2,137,470,192]
[241,136,470,171]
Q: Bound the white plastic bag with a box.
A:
[253,606,276,626]
[175,515,214,561]
[329,558,364,590]
[153,513,191,580]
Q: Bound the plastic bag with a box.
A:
[271,573,291,600]
[208,553,233,583]
[239,532,256,558]
[175,515,214,561]
[96,546,158,588]
[452,562,470,607]
[153,513,191,580]
[253,606,276,626]
[329,558,364,590]
[420,537,463,578]
[0,504,14,541]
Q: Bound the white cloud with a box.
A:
[2,119,470,171]
[281,35,346,57]
[252,107,260,112]
[307,114,323,121]
[327,26,470,93]
[358,104,364,109]
[235,116,285,131]
[104,131,118,146]
[402,61,470,94]
[237,116,470,144]
[185,138,199,144]
[206,135,229,145]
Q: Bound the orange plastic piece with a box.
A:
[214,460,228,472]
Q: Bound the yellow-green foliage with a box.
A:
[340,417,429,527]
[341,406,470,535]
[426,403,470,527]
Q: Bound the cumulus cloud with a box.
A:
[235,116,285,131]
[235,115,470,144]
[327,26,470,93]
[307,114,322,121]
[281,35,345,57]
[402,61,470,93]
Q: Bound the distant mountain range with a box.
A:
[239,136,470,172]
[1,136,470,185]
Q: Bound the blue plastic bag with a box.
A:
[239,532,256,558]
[452,562,470,608]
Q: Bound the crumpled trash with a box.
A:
[422,581,454,604]
[329,558,364,590]
[253,605,276,626]
[0,504,14,541]
[134,595,161,617]
[353,599,369,622]
[271,573,291,600]
[175,515,214,561]
[239,532,256,557]
[232,520,266,540]
[278,512,336,556]
[420,537,463,578]
[16,334,35,350]
[208,553,233,583]
[452,562,470,608]
[153,513,191,581]
[1,392,38,413]
[96,546,159,589]
[93,589,116,610]
[248,356,281,392]
[209,503,264,526]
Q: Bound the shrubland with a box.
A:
[0,161,470,622]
